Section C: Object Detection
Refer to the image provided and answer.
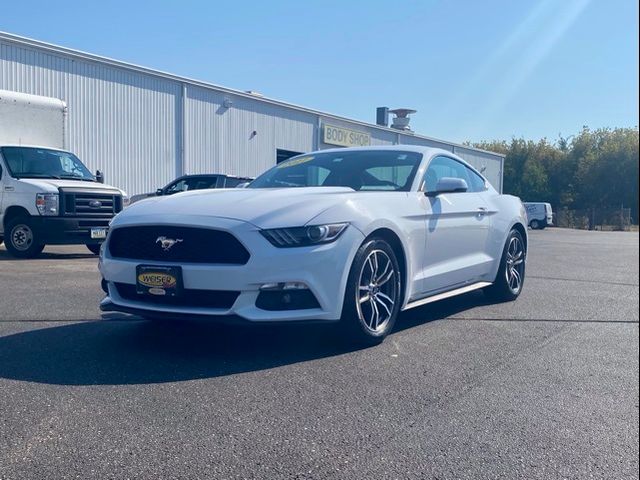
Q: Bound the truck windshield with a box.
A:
[0,146,95,181]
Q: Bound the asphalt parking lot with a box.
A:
[0,228,638,479]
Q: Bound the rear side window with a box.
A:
[224,177,242,187]
[465,167,487,192]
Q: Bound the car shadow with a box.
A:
[0,248,97,261]
[0,291,488,386]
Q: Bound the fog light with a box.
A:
[256,284,320,311]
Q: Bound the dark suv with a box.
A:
[130,174,252,204]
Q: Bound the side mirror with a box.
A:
[155,188,164,196]
[95,170,104,184]
[425,177,468,197]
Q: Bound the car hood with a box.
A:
[121,187,357,228]
[17,178,125,195]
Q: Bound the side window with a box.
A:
[224,177,241,188]
[422,156,471,192]
[191,177,219,190]
[465,166,487,192]
[165,179,187,194]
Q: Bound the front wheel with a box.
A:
[339,238,402,346]
[484,229,526,302]
[4,217,45,258]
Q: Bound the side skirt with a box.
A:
[402,281,492,311]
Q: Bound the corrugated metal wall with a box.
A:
[0,33,504,195]
[0,38,180,195]
[186,86,315,177]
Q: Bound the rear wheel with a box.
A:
[5,217,45,258]
[86,243,102,255]
[530,219,540,229]
[339,238,402,346]
[484,229,526,302]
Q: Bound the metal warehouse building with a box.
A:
[0,31,504,196]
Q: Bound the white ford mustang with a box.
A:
[99,146,528,345]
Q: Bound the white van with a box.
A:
[523,202,553,229]
[0,90,128,258]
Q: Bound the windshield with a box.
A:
[0,146,95,181]
[249,150,422,191]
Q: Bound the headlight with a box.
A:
[35,193,59,216]
[122,195,131,207]
[261,223,348,248]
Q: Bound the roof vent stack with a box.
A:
[389,108,417,132]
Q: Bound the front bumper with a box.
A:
[32,216,111,244]
[99,215,364,322]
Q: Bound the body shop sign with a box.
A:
[323,124,371,147]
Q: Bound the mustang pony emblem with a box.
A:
[156,236,183,251]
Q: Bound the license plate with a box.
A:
[136,265,183,297]
[90,228,107,239]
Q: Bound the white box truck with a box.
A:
[0,90,128,258]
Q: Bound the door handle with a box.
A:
[3,186,14,192]
[476,207,488,215]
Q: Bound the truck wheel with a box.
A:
[5,217,45,258]
[86,243,102,255]
[529,219,540,230]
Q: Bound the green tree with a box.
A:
[469,126,639,222]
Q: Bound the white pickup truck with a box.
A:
[0,90,128,258]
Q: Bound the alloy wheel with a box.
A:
[356,249,398,333]
[505,236,525,294]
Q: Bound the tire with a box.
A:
[529,219,540,230]
[339,238,402,346]
[484,229,526,302]
[0,236,3,246]
[86,243,102,255]
[4,217,45,258]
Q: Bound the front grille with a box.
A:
[79,220,111,227]
[108,226,250,264]
[114,283,239,309]
[62,189,122,217]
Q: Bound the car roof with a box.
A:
[302,145,451,156]
[174,173,252,179]
[0,144,73,153]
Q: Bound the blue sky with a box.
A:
[1,0,638,143]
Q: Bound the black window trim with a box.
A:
[419,154,488,193]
